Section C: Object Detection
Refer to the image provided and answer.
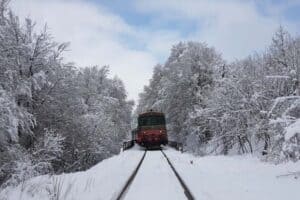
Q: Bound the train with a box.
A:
[132,110,168,148]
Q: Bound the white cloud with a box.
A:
[135,29,187,60]
[133,0,298,60]
[10,0,157,102]
[10,0,299,102]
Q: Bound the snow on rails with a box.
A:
[115,150,195,200]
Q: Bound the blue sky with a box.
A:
[11,0,300,102]
[94,0,300,32]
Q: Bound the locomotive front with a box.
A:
[136,111,168,148]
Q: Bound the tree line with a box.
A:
[0,1,133,188]
[137,27,300,163]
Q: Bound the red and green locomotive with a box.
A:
[133,111,168,148]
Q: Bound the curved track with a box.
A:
[115,149,194,200]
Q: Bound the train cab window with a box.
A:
[138,116,166,126]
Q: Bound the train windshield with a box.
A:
[138,115,166,126]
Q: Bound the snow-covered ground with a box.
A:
[166,149,300,200]
[1,147,300,200]
[0,148,144,200]
[124,150,186,200]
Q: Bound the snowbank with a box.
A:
[0,148,144,200]
[166,149,300,200]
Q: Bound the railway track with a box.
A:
[115,149,195,200]
[115,150,147,200]
[161,150,195,200]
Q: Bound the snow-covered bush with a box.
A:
[267,97,300,162]
[282,119,300,161]
[1,146,35,188]
[32,129,65,174]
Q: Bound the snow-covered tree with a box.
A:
[0,1,133,187]
[137,27,300,161]
[137,42,222,146]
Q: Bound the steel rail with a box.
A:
[161,150,195,200]
[115,150,147,200]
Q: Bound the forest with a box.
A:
[136,29,300,161]
[0,1,133,188]
[1,0,300,190]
